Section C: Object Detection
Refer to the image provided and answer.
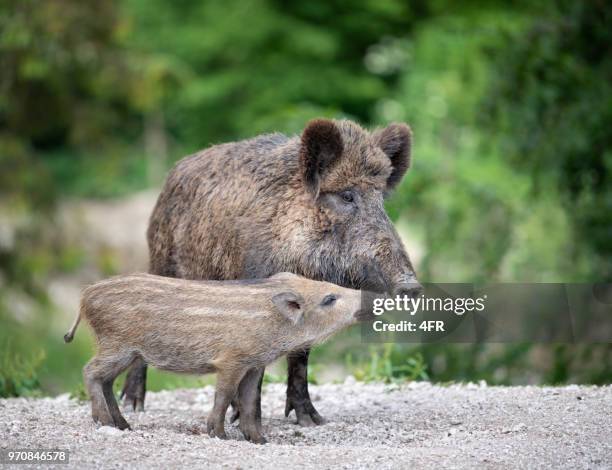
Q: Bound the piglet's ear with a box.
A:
[300,119,344,198]
[372,123,412,190]
[272,291,305,325]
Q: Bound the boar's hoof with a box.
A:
[241,428,267,445]
[296,414,317,427]
[120,383,145,412]
[206,421,227,440]
[121,393,144,412]
[285,398,325,426]
[249,435,267,445]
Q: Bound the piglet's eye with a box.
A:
[322,294,337,307]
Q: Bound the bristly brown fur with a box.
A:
[75,273,362,443]
[146,118,418,291]
[127,118,421,426]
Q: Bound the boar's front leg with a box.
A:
[286,349,324,426]
[207,369,246,440]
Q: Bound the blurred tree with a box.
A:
[0,0,138,296]
[3,0,148,149]
[485,0,612,281]
[123,0,420,144]
[1,0,609,390]
[1,0,429,196]
[0,0,142,202]
[371,5,611,385]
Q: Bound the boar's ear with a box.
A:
[300,119,344,198]
[272,291,305,325]
[372,123,412,190]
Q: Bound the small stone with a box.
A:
[344,375,357,385]
[97,425,125,436]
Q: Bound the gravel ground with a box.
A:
[1,380,610,469]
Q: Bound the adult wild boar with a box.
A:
[122,118,422,426]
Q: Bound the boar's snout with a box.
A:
[391,273,423,300]
[393,283,423,300]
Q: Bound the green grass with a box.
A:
[348,344,429,383]
[0,344,45,398]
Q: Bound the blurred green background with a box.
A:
[1,0,610,397]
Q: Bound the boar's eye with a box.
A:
[321,294,337,307]
[339,190,354,204]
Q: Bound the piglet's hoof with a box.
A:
[285,397,325,426]
[114,416,132,431]
[92,410,114,428]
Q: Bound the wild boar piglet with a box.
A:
[64,272,365,443]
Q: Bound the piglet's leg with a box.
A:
[85,352,134,430]
[237,367,266,444]
[103,381,130,430]
[207,369,246,440]
[84,358,114,427]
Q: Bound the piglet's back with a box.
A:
[81,273,287,344]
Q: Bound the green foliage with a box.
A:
[263,372,286,384]
[349,345,429,383]
[484,0,612,281]
[543,344,612,385]
[380,10,587,283]
[146,370,212,391]
[0,345,44,397]
[0,0,150,200]
[69,382,88,403]
[0,0,610,395]
[123,0,418,143]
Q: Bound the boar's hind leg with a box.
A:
[84,353,133,430]
[229,367,263,425]
[286,349,324,426]
[229,398,240,423]
[120,358,147,412]
[207,369,247,440]
[236,367,266,444]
